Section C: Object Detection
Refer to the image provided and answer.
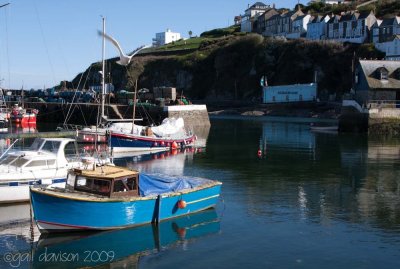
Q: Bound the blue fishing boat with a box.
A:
[30,165,222,232]
[32,209,220,268]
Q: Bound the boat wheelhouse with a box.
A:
[30,165,222,233]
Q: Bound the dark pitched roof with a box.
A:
[310,15,322,23]
[339,13,354,22]
[358,60,400,90]
[380,17,399,27]
[357,11,373,20]
[246,2,269,11]
[328,15,340,23]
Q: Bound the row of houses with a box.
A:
[238,2,400,60]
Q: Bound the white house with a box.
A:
[286,14,312,39]
[152,29,181,46]
[240,2,271,33]
[306,15,330,40]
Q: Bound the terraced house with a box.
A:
[326,11,376,44]
[372,17,400,60]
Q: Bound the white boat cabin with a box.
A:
[0,138,80,172]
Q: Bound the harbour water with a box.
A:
[1,116,400,268]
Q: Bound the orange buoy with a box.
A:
[171,141,178,149]
[176,227,187,238]
[177,200,187,209]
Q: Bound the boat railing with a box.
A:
[58,124,86,131]
[367,100,400,109]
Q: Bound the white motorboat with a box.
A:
[0,137,94,204]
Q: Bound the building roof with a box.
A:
[246,2,270,11]
[358,60,400,90]
[380,17,400,27]
[328,15,341,23]
[310,15,322,23]
[339,13,354,22]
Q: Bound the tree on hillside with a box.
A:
[189,30,193,38]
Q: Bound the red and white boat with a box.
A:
[11,104,38,126]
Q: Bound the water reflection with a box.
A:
[31,209,220,269]
[255,120,400,231]
[113,147,203,175]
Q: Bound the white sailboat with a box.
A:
[77,18,196,153]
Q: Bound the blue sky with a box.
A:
[0,0,300,89]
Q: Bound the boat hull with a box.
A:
[30,183,221,232]
[110,132,196,153]
[0,178,66,204]
[11,113,37,125]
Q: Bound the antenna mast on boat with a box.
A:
[101,16,106,121]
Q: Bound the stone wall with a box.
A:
[163,105,210,129]
[369,108,400,119]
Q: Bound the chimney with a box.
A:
[273,3,275,9]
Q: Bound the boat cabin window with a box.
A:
[64,142,79,161]
[111,176,138,197]
[66,173,76,190]
[26,160,47,168]
[75,176,111,197]
[0,156,18,165]
[11,157,29,167]
[41,141,61,154]
[29,138,43,151]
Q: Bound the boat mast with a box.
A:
[131,79,137,134]
[101,16,106,120]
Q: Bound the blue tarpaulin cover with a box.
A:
[139,173,212,197]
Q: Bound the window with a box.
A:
[75,176,111,196]
[41,141,61,154]
[29,138,43,151]
[76,176,92,190]
[13,158,29,168]
[66,173,76,189]
[381,70,388,80]
[26,160,47,167]
[0,156,17,165]
[92,179,111,195]
[64,142,78,162]
[113,177,137,193]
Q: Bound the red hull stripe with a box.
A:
[38,220,92,230]
[111,132,195,143]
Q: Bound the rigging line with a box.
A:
[64,65,92,124]
[32,0,57,86]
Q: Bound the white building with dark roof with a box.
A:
[240,2,271,32]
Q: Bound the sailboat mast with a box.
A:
[101,16,106,120]
[131,79,137,134]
